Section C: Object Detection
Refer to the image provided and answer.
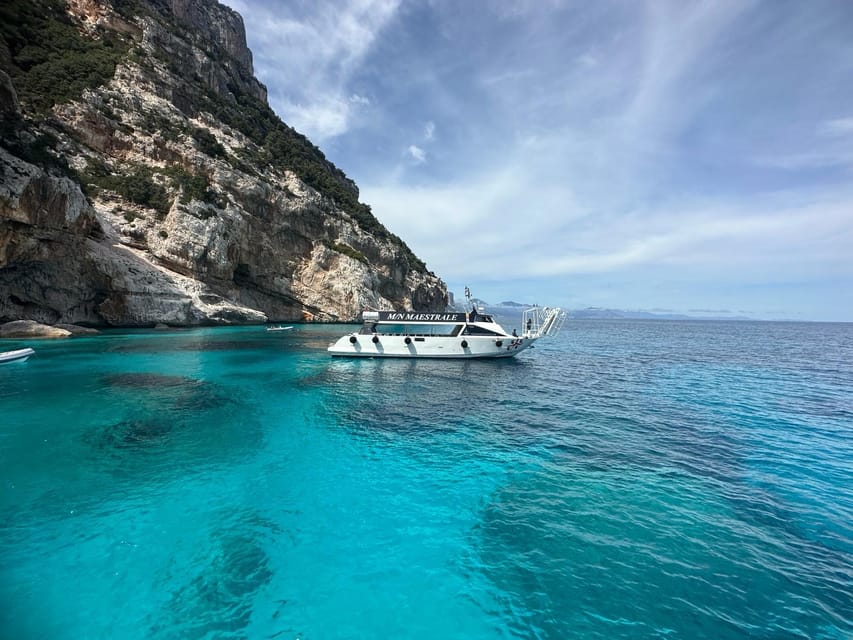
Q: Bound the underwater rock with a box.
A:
[153,527,274,638]
[90,418,175,450]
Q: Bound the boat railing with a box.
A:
[522,306,566,338]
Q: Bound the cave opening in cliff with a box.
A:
[232,263,251,286]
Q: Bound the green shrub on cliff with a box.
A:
[191,127,226,159]
[81,159,171,217]
[123,169,170,214]
[0,0,129,113]
[170,169,220,206]
[328,241,368,265]
[81,155,232,218]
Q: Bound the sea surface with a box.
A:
[0,319,851,639]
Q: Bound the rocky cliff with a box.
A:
[0,0,447,325]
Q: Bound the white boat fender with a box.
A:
[372,335,379,343]
[461,340,468,348]
[349,336,357,344]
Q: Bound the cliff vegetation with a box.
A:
[0,0,446,326]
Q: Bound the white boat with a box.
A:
[328,304,565,359]
[266,325,294,331]
[0,348,35,364]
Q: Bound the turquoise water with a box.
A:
[0,320,851,639]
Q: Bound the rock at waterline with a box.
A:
[54,323,101,336]
[0,320,72,338]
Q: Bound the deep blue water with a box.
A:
[0,319,851,639]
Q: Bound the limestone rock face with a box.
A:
[0,147,99,235]
[0,0,447,326]
[167,0,260,87]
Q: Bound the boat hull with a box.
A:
[328,334,535,358]
[0,348,35,364]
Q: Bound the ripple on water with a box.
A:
[103,372,202,388]
[473,466,852,639]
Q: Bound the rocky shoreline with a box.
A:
[0,320,99,338]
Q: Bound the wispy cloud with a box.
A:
[222,0,400,141]
[577,52,598,68]
[752,115,853,170]
[366,163,853,282]
[819,117,853,137]
[406,145,426,164]
[752,149,853,171]
[224,0,853,319]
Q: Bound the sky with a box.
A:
[220,0,853,321]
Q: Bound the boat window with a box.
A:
[462,325,503,336]
[358,321,379,335]
[377,323,461,336]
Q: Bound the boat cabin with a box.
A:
[357,310,507,338]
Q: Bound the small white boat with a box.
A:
[0,348,35,364]
[328,300,565,359]
[266,325,294,332]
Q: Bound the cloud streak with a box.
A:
[406,145,426,163]
[223,0,400,140]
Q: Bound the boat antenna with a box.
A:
[464,286,477,313]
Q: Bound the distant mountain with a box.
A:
[571,308,752,321]
[448,297,530,311]
[449,299,750,320]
